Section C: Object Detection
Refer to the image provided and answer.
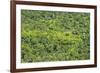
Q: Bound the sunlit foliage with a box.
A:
[21,10,90,63]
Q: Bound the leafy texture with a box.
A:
[21,10,90,63]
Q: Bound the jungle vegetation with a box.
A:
[21,9,90,63]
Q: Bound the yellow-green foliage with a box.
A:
[21,10,90,62]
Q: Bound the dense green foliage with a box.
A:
[21,10,90,63]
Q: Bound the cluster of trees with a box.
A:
[21,10,90,63]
